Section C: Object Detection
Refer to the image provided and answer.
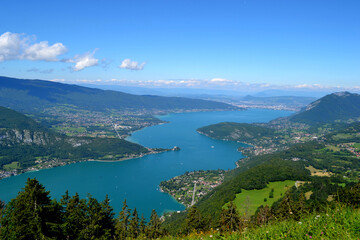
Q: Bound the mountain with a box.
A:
[0,106,148,172]
[0,76,240,113]
[253,89,331,98]
[290,92,360,124]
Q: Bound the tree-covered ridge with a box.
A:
[0,76,240,113]
[0,106,45,131]
[0,106,149,177]
[290,91,360,124]
[197,122,275,143]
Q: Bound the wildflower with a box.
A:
[310,236,312,239]
[298,222,302,225]
[321,232,323,234]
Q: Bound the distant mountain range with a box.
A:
[0,76,239,114]
[290,92,360,124]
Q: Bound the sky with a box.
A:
[0,0,359,93]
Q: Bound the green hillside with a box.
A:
[0,76,239,113]
[0,106,148,173]
[0,106,45,131]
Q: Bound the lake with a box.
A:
[0,109,292,218]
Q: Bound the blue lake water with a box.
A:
[0,109,292,218]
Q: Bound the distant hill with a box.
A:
[197,122,275,143]
[290,92,360,124]
[0,76,239,113]
[0,106,148,171]
[0,106,45,131]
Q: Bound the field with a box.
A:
[326,145,341,151]
[306,165,332,177]
[226,180,295,217]
[332,133,354,141]
[3,161,20,171]
[354,143,360,150]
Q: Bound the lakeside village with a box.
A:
[159,170,225,207]
[236,121,340,158]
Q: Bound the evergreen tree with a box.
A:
[146,209,162,239]
[60,190,70,207]
[274,190,296,220]
[100,194,116,237]
[269,188,274,198]
[139,214,147,236]
[0,178,62,239]
[83,194,105,239]
[184,206,205,234]
[115,199,131,239]
[220,201,241,232]
[336,182,360,207]
[129,208,139,238]
[62,192,87,239]
[0,199,4,217]
[254,205,272,225]
[294,192,307,218]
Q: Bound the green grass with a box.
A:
[353,143,360,150]
[326,145,341,151]
[332,133,354,141]
[162,205,360,240]
[3,161,20,170]
[225,180,295,217]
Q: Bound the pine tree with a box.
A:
[146,209,162,239]
[0,199,4,217]
[220,201,241,232]
[129,208,140,238]
[100,194,116,237]
[0,178,62,239]
[184,206,205,234]
[115,199,131,239]
[139,214,147,236]
[275,190,296,220]
[62,192,87,239]
[255,205,272,225]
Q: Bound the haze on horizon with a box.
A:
[0,0,359,94]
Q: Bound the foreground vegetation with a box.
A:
[0,178,359,239]
[162,205,360,239]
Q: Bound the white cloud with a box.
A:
[119,59,146,70]
[0,32,67,62]
[23,41,67,61]
[72,50,99,71]
[0,32,24,61]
